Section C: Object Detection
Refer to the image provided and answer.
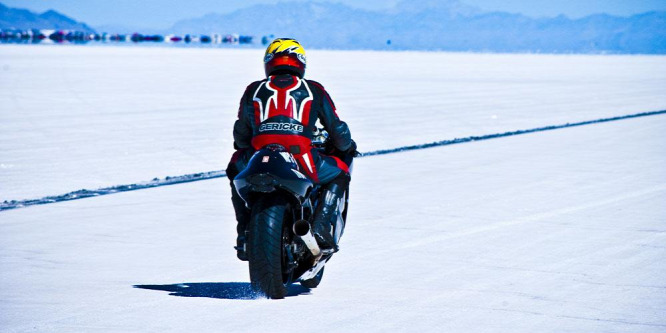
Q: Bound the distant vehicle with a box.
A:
[109,34,127,42]
[165,35,182,43]
[149,35,164,42]
[63,31,87,43]
[261,35,275,45]
[131,33,144,42]
[32,30,47,42]
[223,34,239,44]
[49,31,65,42]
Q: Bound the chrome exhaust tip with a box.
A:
[293,220,321,257]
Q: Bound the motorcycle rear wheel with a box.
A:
[247,194,292,299]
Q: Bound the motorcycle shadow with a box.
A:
[134,282,311,300]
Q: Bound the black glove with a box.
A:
[344,140,359,157]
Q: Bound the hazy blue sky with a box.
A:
[3,0,666,29]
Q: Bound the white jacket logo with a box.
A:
[259,122,304,132]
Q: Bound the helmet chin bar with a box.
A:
[268,67,304,78]
[266,64,305,78]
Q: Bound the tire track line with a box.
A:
[2,109,665,212]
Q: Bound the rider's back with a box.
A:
[233,73,353,180]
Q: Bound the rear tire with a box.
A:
[247,195,290,299]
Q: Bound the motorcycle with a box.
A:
[233,130,351,299]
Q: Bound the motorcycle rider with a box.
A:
[226,38,356,261]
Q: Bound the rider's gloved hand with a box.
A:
[345,140,359,157]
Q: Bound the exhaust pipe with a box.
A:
[293,220,321,258]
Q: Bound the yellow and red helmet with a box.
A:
[264,38,307,78]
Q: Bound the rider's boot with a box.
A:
[312,174,349,252]
[230,183,250,261]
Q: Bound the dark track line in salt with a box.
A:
[361,109,666,156]
[2,109,665,212]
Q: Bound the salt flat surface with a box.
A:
[1,45,665,332]
[1,112,665,332]
[1,45,665,200]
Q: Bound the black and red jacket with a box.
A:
[233,74,353,177]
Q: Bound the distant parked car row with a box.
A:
[0,29,259,45]
[1,29,56,43]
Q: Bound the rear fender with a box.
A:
[234,146,313,205]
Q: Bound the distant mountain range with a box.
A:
[2,0,665,54]
[170,0,666,54]
[0,2,94,32]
